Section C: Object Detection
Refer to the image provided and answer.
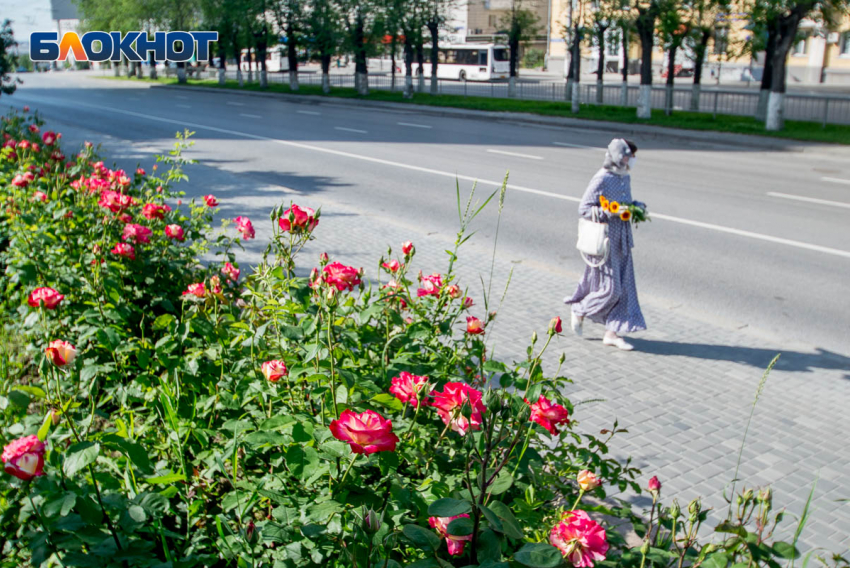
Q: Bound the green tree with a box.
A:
[657,0,690,115]
[500,0,541,98]
[685,0,731,111]
[614,8,636,106]
[589,0,619,103]
[0,20,18,97]
[307,0,344,93]
[634,0,663,118]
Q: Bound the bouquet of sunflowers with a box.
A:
[600,195,650,226]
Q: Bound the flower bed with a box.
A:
[0,108,836,568]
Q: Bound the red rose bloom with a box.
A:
[430,382,485,435]
[389,372,429,407]
[261,360,288,382]
[111,242,136,260]
[526,395,570,435]
[165,224,185,241]
[278,204,319,233]
[466,316,485,335]
[203,195,218,207]
[322,262,362,292]
[329,409,399,455]
[2,435,46,481]
[122,224,152,244]
[28,287,64,309]
[549,510,609,568]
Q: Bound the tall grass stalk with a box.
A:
[790,477,818,568]
[728,353,780,520]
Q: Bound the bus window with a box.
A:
[493,48,508,61]
[478,50,488,65]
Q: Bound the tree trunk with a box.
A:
[149,52,157,79]
[756,25,776,121]
[569,24,582,103]
[621,80,628,106]
[766,10,804,131]
[233,36,243,87]
[691,30,709,111]
[428,20,439,95]
[635,6,655,119]
[508,34,519,97]
[596,28,606,103]
[218,45,226,85]
[177,62,187,84]
[391,38,397,91]
[321,54,331,94]
[353,15,368,95]
[403,39,414,99]
[572,81,580,113]
[621,28,628,106]
[665,44,677,116]
[287,29,299,91]
[416,45,425,92]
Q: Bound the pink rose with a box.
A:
[23,105,30,112]
[183,282,207,298]
[549,510,608,568]
[389,372,429,407]
[136,167,146,176]
[111,242,136,260]
[416,273,443,297]
[2,435,46,481]
[122,224,152,244]
[141,203,171,220]
[42,131,57,146]
[17,140,30,150]
[382,259,402,273]
[222,262,240,282]
[261,360,288,382]
[32,190,47,202]
[549,316,563,334]
[319,252,329,264]
[278,204,319,233]
[45,340,77,367]
[429,514,473,556]
[430,382,485,435]
[466,316,485,335]
[28,287,64,309]
[577,470,601,491]
[648,476,661,493]
[402,241,414,256]
[11,173,34,188]
[329,409,399,455]
[322,262,362,292]
[203,195,218,207]
[526,395,570,435]
[234,216,255,239]
[165,224,185,241]
[210,275,223,295]
[29,124,39,134]
[445,284,460,299]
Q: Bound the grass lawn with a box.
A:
[98,75,850,145]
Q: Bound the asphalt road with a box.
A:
[7,72,850,358]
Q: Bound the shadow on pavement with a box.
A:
[628,339,850,375]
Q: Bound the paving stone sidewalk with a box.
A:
[63,125,850,553]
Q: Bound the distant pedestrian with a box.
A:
[564,138,647,351]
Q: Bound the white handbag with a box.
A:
[576,207,609,268]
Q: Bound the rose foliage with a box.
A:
[0,109,840,568]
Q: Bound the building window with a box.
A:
[793,37,807,56]
[488,15,497,27]
[841,32,850,56]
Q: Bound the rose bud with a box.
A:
[549,316,563,335]
[45,340,77,367]
[203,195,218,207]
[261,360,288,383]
[402,241,414,256]
[577,469,601,491]
[466,316,485,335]
[648,476,661,493]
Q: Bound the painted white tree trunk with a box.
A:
[765,91,784,131]
[756,90,769,121]
[404,75,413,99]
[596,79,603,104]
[664,84,674,116]
[571,81,580,113]
[356,72,369,95]
[417,73,425,93]
[260,69,268,88]
[113,63,121,77]
[508,76,516,98]
[690,84,700,111]
[430,74,438,95]
[289,70,299,91]
[637,85,652,118]
[150,65,157,80]
[247,68,253,83]
[566,78,574,101]
[237,69,244,87]
[620,81,628,106]
[218,68,225,86]
[177,67,186,84]
[322,72,331,94]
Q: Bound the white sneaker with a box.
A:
[570,312,583,337]
[603,335,634,351]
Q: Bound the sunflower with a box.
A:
[599,195,609,208]
[609,201,620,214]
[620,209,632,221]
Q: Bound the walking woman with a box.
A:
[564,138,646,351]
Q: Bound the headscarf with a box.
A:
[602,139,633,177]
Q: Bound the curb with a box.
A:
[153,82,847,154]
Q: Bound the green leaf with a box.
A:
[447,516,474,536]
[63,442,100,477]
[480,505,504,533]
[402,524,442,552]
[145,473,186,485]
[8,389,31,408]
[488,471,514,495]
[513,542,564,568]
[702,552,730,568]
[487,501,523,540]
[371,393,404,412]
[715,521,747,538]
[428,497,472,517]
[286,446,319,480]
[306,500,342,523]
[37,412,52,442]
[477,528,503,563]
[772,542,799,560]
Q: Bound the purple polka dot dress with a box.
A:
[564,167,647,334]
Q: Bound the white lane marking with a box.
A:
[298,110,321,115]
[397,122,432,129]
[240,113,262,119]
[487,149,544,160]
[335,127,368,134]
[176,104,192,108]
[38,97,850,260]
[553,141,602,150]
[822,177,850,186]
[767,192,850,210]
[226,101,245,106]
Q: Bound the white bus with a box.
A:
[238,45,290,73]
[421,44,510,81]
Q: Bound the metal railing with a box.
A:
[158,67,850,127]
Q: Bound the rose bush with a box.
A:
[0,109,840,568]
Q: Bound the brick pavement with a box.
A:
[64,125,850,552]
